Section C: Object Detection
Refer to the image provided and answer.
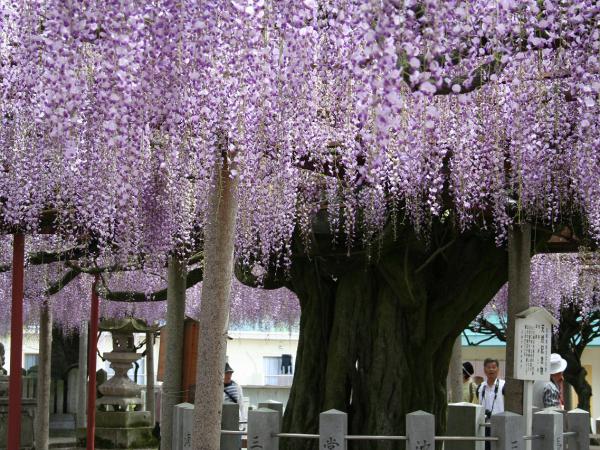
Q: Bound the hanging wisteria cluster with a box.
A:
[1,2,599,274]
[480,252,600,326]
[0,238,300,334]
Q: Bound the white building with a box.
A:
[1,327,598,422]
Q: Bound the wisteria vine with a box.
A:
[480,252,600,328]
[0,235,300,334]
[1,1,599,320]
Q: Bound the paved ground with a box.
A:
[49,436,76,449]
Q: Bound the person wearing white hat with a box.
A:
[542,353,568,408]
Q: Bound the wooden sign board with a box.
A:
[514,307,558,381]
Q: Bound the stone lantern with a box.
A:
[92,318,158,449]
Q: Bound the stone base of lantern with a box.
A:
[78,411,158,449]
[96,410,153,428]
[97,395,143,412]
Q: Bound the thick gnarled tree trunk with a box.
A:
[280,222,509,450]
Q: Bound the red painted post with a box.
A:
[86,275,100,450]
[7,233,25,450]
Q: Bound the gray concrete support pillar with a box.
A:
[76,321,88,430]
[159,256,187,448]
[145,331,155,424]
[35,303,52,450]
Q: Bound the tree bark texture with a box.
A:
[159,256,187,448]
[36,303,53,450]
[565,368,592,411]
[278,221,509,450]
[192,161,239,450]
[504,224,532,414]
[554,304,597,412]
[76,322,88,429]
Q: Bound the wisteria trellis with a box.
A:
[1,1,599,320]
[0,236,300,333]
[480,252,600,327]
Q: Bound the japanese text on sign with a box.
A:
[514,321,551,380]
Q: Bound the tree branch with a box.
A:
[469,317,507,342]
[28,246,90,265]
[102,266,204,302]
[44,268,82,296]
[187,251,203,266]
[65,260,144,275]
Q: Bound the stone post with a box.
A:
[258,400,284,421]
[247,408,280,450]
[566,409,590,450]
[159,256,187,448]
[182,402,194,449]
[35,302,52,450]
[145,331,155,424]
[491,412,525,450]
[173,402,194,450]
[319,409,347,450]
[544,407,566,430]
[76,322,88,430]
[446,403,485,450]
[532,410,562,450]
[221,402,241,450]
[407,411,435,450]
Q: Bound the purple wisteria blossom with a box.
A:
[478,253,599,328]
[2,1,599,248]
[0,1,599,322]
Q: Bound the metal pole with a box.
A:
[8,233,25,450]
[86,276,100,450]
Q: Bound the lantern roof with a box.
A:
[99,318,158,333]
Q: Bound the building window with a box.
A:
[24,353,39,372]
[263,356,293,386]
